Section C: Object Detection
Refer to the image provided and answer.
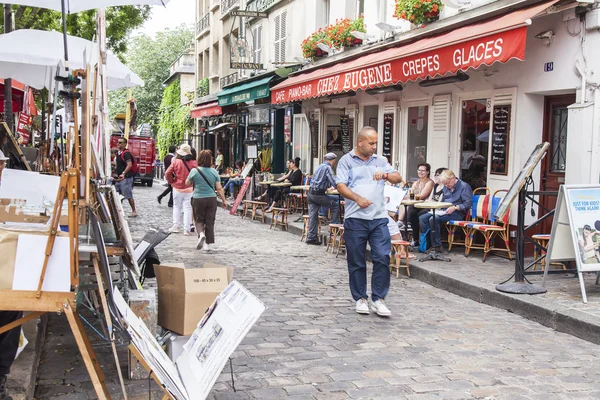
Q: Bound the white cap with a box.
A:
[0,150,8,161]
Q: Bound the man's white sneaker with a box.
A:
[168,225,181,233]
[370,299,391,317]
[355,299,370,314]
[202,243,210,252]
[196,232,206,250]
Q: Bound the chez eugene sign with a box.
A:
[273,28,525,104]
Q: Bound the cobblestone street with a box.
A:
[35,184,600,400]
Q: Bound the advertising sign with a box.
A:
[272,27,527,104]
[16,113,32,144]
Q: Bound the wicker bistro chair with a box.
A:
[445,187,490,252]
[465,189,513,261]
[287,175,311,213]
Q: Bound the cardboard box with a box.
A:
[155,263,234,335]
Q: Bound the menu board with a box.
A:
[491,105,510,175]
[383,114,393,163]
[340,115,352,154]
[309,112,319,159]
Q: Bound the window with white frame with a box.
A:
[274,10,287,64]
[252,24,262,64]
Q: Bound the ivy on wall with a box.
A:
[157,78,193,158]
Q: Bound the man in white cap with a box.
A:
[306,152,340,245]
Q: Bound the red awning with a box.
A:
[272,0,555,104]
[0,79,26,113]
[190,102,223,118]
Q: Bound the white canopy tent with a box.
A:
[0,29,144,90]
[5,0,169,13]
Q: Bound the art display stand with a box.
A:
[543,185,600,303]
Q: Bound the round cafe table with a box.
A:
[414,201,453,262]
[326,189,343,221]
[400,199,424,241]
[291,185,311,221]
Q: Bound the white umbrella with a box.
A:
[0,29,144,90]
[6,0,170,13]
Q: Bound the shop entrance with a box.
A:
[324,109,347,170]
[459,99,490,190]
[540,94,576,233]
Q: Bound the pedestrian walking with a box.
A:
[157,145,177,207]
[114,137,138,218]
[186,150,228,252]
[165,144,198,235]
[306,152,340,245]
[336,126,403,316]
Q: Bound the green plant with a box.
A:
[301,29,333,59]
[301,17,366,59]
[327,17,366,49]
[197,78,209,97]
[394,0,443,26]
[157,78,193,158]
[259,147,272,172]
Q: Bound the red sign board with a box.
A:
[272,27,527,104]
[230,177,252,215]
[190,103,223,119]
[16,113,32,145]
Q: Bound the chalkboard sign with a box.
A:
[491,105,511,175]
[309,112,319,159]
[383,114,393,163]
[340,116,352,154]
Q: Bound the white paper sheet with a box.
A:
[384,185,407,213]
[0,169,61,207]
[12,234,71,292]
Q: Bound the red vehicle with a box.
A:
[111,133,156,187]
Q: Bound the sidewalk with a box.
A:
[254,208,600,345]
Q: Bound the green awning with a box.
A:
[217,76,274,106]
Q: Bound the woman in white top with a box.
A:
[397,163,435,226]
[409,167,447,248]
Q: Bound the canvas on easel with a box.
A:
[543,184,600,303]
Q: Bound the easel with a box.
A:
[128,345,175,400]
[0,168,111,399]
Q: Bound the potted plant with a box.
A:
[301,29,333,59]
[394,0,443,26]
[327,17,366,49]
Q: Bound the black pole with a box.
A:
[3,4,13,133]
[60,0,69,67]
[514,186,527,283]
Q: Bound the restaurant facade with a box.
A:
[271,0,600,227]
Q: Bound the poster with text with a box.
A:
[566,187,600,271]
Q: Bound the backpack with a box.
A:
[120,150,139,175]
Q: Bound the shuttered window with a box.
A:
[252,25,262,64]
[429,94,452,173]
[274,10,287,63]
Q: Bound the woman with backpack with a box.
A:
[186,149,228,251]
[165,144,198,235]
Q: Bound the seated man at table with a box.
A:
[419,169,472,253]
[307,153,340,245]
[224,160,245,200]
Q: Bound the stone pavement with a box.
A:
[31,183,600,399]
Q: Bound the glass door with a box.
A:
[459,99,490,190]
[406,105,429,182]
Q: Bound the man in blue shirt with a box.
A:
[336,127,403,317]
[419,169,472,253]
[307,153,340,245]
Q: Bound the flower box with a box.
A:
[394,0,443,27]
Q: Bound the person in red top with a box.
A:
[165,144,198,235]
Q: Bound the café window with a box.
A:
[460,99,490,190]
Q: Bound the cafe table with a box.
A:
[400,199,424,241]
[414,201,453,262]
[325,189,343,221]
[259,181,276,203]
[290,184,310,222]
